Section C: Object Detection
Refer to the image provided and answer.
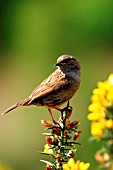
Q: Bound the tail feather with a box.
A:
[1,97,31,115]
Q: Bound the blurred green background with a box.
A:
[0,1,113,170]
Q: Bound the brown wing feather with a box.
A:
[29,70,69,104]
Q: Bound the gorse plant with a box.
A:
[40,103,90,170]
[88,74,113,169]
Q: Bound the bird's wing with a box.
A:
[29,70,69,103]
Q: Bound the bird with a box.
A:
[1,55,81,121]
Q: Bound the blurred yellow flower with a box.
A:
[105,119,113,129]
[87,111,104,121]
[91,121,105,137]
[108,74,113,85]
[0,163,13,170]
[44,144,54,155]
[88,103,102,112]
[62,158,90,170]
[88,74,113,137]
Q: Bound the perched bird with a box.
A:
[1,55,81,121]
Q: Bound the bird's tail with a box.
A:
[1,97,31,116]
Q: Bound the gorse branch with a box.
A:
[40,104,90,170]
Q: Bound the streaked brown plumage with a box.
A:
[1,55,81,118]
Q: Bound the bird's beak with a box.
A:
[55,62,63,66]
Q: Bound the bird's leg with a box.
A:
[49,106,62,111]
[49,106,64,122]
[48,108,57,124]
[48,102,70,123]
[48,106,63,124]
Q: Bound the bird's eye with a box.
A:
[63,62,67,66]
[63,58,71,63]
[59,62,67,66]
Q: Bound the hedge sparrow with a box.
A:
[1,55,81,121]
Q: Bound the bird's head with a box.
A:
[55,55,81,72]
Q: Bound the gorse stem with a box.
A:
[40,104,82,170]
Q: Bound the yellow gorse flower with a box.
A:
[88,74,113,137]
[62,158,90,170]
[44,144,54,155]
[105,119,113,129]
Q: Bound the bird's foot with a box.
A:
[48,101,72,124]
